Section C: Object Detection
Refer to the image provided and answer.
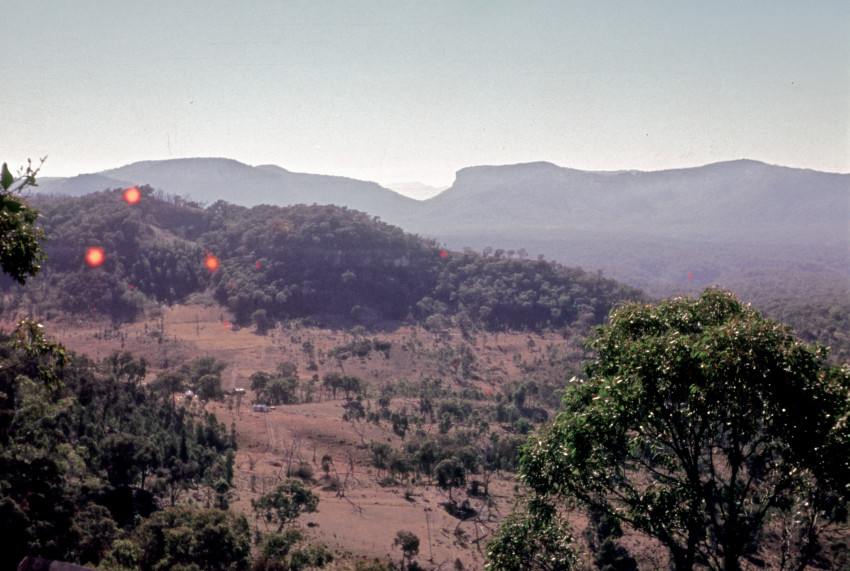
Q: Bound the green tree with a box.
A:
[100,433,158,489]
[101,539,142,570]
[252,308,270,334]
[133,508,251,571]
[0,160,46,284]
[259,528,304,561]
[510,289,850,571]
[393,530,420,570]
[150,370,186,408]
[486,500,578,571]
[250,370,273,393]
[103,350,147,384]
[252,479,319,532]
[69,504,118,567]
[262,376,299,405]
[197,373,224,402]
[582,507,637,571]
[434,457,466,502]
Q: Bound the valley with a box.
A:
[1,164,846,570]
[3,303,601,569]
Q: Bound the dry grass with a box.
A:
[3,304,579,569]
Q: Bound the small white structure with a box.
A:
[253,404,270,413]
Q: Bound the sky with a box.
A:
[3,1,848,191]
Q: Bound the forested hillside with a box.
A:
[0,342,242,569]
[28,159,849,362]
[7,187,644,333]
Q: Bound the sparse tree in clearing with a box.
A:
[250,370,273,393]
[277,361,298,377]
[252,479,319,533]
[341,374,366,400]
[322,371,343,399]
[197,373,224,402]
[321,454,333,478]
[259,528,303,562]
[370,441,391,475]
[252,308,270,334]
[288,544,334,569]
[183,356,228,388]
[434,457,466,502]
[394,530,420,570]
[262,376,299,405]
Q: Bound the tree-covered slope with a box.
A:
[8,188,645,331]
[0,344,239,569]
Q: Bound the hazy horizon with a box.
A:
[31,154,850,202]
[3,1,848,187]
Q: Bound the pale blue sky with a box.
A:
[3,1,848,188]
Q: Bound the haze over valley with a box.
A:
[34,156,850,304]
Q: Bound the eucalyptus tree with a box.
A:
[490,289,850,571]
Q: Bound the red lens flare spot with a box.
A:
[204,254,219,273]
[123,186,141,204]
[85,247,105,267]
[486,389,492,395]
[255,261,261,268]
[440,251,447,258]
[223,322,231,329]
[129,284,135,291]
[688,272,693,281]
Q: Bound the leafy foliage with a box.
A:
[486,500,578,570]
[251,479,319,533]
[180,356,228,402]
[512,288,850,571]
[0,160,46,284]
[133,507,251,571]
[0,342,236,568]
[394,530,420,570]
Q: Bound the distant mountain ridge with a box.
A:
[36,157,418,219]
[395,159,848,299]
[31,157,849,300]
[35,158,850,242]
[407,159,848,241]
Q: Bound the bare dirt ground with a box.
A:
[4,304,583,569]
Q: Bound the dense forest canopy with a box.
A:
[0,344,239,569]
[6,188,645,334]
